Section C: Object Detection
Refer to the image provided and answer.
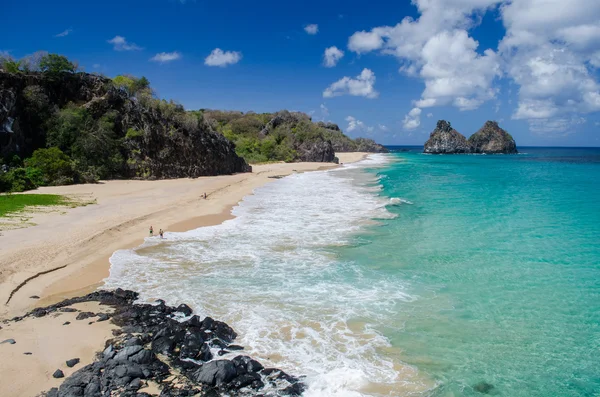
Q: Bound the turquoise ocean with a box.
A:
[106,147,600,397]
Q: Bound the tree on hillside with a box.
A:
[39,53,77,74]
[113,75,152,97]
[0,55,22,73]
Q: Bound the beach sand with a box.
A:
[0,153,367,397]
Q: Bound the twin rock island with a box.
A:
[423,120,518,154]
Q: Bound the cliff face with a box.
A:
[203,110,388,164]
[423,120,471,154]
[0,71,251,179]
[315,122,388,153]
[468,121,518,154]
[423,120,518,154]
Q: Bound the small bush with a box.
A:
[25,147,74,186]
[125,128,143,139]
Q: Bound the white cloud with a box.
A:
[150,51,182,63]
[323,68,378,99]
[304,24,319,35]
[348,30,385,53]
[347,2,501,114]
[378,124,389,131]
[345,116,374,135]
[92,64,101,69]
[403,107,422,130]
[323,46,344,67]
[346,0,600,134]
[108,36,142,51]
[499,0,600,132]
[54,28,72,38]
[426,112,433,118]
[204,48,242,67]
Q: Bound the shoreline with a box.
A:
[1,289,305,397]
[0,152,368,318]
[0,152,369,396]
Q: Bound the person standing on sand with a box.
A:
[149,226,153,237]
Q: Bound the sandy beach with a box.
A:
[0,153,366,397]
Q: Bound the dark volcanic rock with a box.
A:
[175,304,193,316]
[468,120,518,154]
[23,289,304,397]
[66,358,80,368]
[0,71,251,179]
[52,369,64,378]
[423,120,471,154]
[296,138,335,162]
[191,360,237,386]
[75,311,96,320]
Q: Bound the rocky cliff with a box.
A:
[423,120,471,154]
[0,71,251,182]
[202,110,387,164]
[423,120,518,154]
[315,122,388,154]
[468,121,518,154]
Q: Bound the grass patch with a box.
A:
[0,193,97,231]
[0,194,72,217]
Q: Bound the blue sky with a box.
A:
[2,0,600,146]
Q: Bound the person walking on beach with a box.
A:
[159,229,164,239]
[149,226,153,237]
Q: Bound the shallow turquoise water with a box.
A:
[108,148,600,396]
[344,148,600,396]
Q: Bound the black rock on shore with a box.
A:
[23,289,305,397]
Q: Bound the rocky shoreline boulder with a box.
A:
[9,289,306,397]
[423,120,518,154]
[468,121,517,154]
[423,120,471,154]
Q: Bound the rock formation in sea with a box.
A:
[423,120,518,154]
[468,121,518,154]
[10,289,305,397]
[423,120,471,154]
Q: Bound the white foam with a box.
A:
[106,155,428,396]
[389,197,413,205]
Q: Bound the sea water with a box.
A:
[106,148,600,396]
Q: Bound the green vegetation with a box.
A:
[0,51,78,74]
[39,53,77,74]
[203,110,331,163]
[1,52,379,192]
[0,194,70,217]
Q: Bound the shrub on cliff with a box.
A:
[0,167,43,192]
[39,54,77,74]
[25,147,75,186]
[46,107,124,181]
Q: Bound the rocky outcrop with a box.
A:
[468,121,517,154]
[9,289,305,397]
[296,139,335,162]
[423,120,518,154]
[423,120,471,154]
[317,123,388,154]
[0,71,251,178]
[353,138,388,153]
[259,110,312,137]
